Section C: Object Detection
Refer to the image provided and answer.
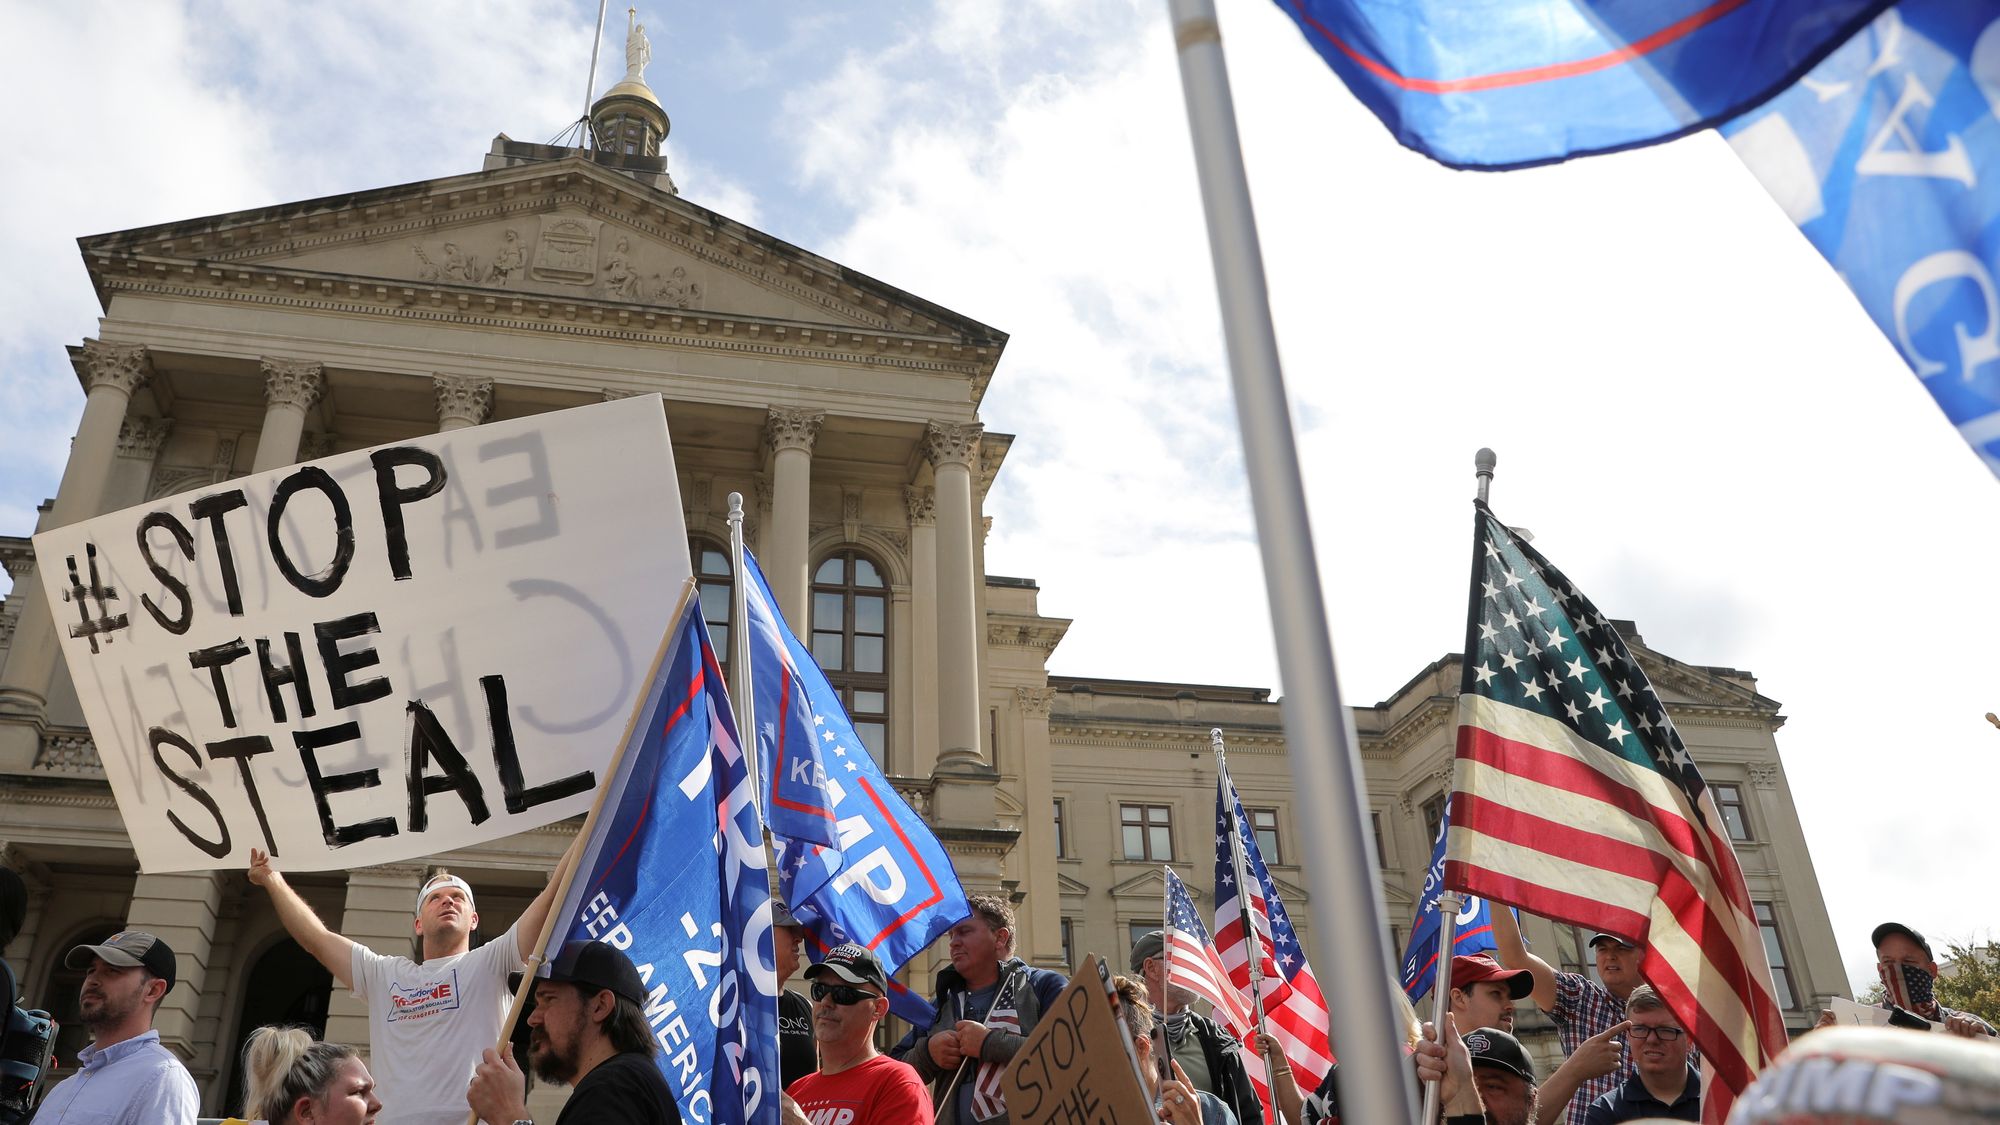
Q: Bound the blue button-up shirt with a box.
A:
[33,1029,199,1124]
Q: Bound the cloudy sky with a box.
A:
[3,1,1994,993]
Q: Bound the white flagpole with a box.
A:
[727,492,762,821]
[1420,892,1463,1125]
[1164,2,1418,1121]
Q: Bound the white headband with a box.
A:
[417,874,475,914]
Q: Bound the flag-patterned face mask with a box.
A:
[1880,961,1936,1010]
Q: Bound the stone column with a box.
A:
[764,408,823,624]
[124,871,228,1061]
[434,374,494,432]
[923,421,984,771]
[904,486,940,777]
[250,358,325,473]
[0,340,152,723]
[324,864,426,1052]
[1014,686,1065,969]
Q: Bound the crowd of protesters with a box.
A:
[29,839,2000,1125]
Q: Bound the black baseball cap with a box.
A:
[67,930,176,991]
[1588,932,1637,950]
[1463,1026,1536,1084]
[1129,930,1165,971]
[546,939,647,1006]
[1871,922,1933,961]
[805,942,888,992]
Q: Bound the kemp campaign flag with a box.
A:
[1271,0,1889,169]
[1446,504,1785,1123]
[1213,769,1334,1105]
[1725,2,2000,479]
[548,598,780,1125]
[1399,807,1502,1004]
[739,550,969,1026]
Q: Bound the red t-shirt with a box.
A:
[787,1053,934,1125]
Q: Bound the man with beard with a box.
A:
[465,940,680,1125]
[250,843,575,1125]
[782,943,931,1124]
[33,930,199,1123]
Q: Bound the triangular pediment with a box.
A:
[1057,873,1091,897]
[1629,647,1778,713]
[1109,868,1207,902]
[78,156,1006,392]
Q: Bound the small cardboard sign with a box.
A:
[1002,953,1154,1124]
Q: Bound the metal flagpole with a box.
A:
[727,493,761,821]
[1212,733,1270,1039]
[1420,892,1463,1125]
[580,0,609,139]
[1165,1,1418,1121]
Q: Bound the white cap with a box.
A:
[417,873,475,914]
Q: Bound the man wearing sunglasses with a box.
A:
[1582,986,1699,1123]
[783,943,934,1125]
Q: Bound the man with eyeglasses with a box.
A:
[1582,986,1699,1123]
[783,942,934,1125]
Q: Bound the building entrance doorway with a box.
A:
[223,938,333,1115]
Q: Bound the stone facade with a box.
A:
[0,135,1845,1115]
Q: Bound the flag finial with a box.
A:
[1474,448,1496,504]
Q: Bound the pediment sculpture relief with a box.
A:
[408,217,701,309]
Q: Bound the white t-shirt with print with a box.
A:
[351,921,525,1125]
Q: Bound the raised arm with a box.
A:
[248,847,358,989]
[513,832,583,960]
[1489,907,1559,1012]
[1536,1019,1628,1125]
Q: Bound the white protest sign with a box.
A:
[34,394,688,873]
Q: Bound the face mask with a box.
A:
[1880,961,1936,1011]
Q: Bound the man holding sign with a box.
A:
[249,839,576,1125]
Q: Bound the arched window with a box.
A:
[691,537,735,681]
[811,551,889,765]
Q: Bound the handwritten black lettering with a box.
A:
[256,632,316,723]
[206,735,280,855]
[484,674,593,813]
[136,511,194,634]
[405,699,491,831]
[295,721,397,848]
[188,638,251,728]
[267,465,355,597]
[189,489,250,616]
[315,613,391,709]
[370,447,446,581]
[150,727,230,859]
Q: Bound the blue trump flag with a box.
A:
[1725,2,2000,479]
[546,596,779,1125]
[1272,0,1890,169]
[739,549,970,1027]
[1399,806,1503,1003]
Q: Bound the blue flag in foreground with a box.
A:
[547,599,779,1125]
[740,550,969,1027]
[1273,0,1889,169]
[1399,808,1501,1003]
[1725,2,2000,479]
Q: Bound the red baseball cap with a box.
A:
[1451,953,1533,999]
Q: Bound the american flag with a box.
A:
[1162,866,1254,1033]
[1213,768,1334,1113]
[1445,504,1786,1124]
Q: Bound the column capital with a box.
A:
[903,485,936,527]
[299,431,338,461]
[80,339,154,396]
[260,357,326,410]
[116,416,174,459]
[1014,685,1055,718]
[922,421,983,469]
[434,374,495,428]
[766,407,825,454]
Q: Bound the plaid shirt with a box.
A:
[1549,973,1701,1125]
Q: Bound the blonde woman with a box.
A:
[241,1026,382,1125]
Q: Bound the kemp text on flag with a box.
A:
[1213,769,1334,1106]
[546,597,780,1125]
[1269,0,1889,169]
[1445,503,1786,1122]
[739,549,969,1026]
